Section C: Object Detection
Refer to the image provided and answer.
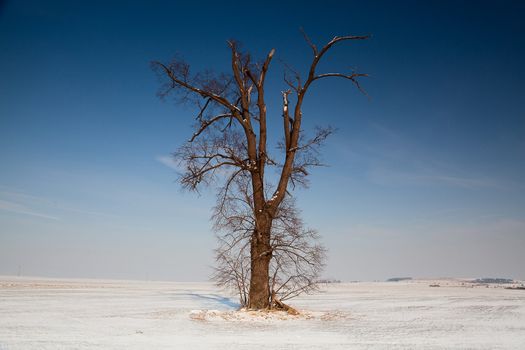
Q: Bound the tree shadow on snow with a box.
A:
[184,293,240,309]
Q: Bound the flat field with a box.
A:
[1,277,524,349]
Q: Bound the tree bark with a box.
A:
[248,214,272,308]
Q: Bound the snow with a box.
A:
[1,277,524,349]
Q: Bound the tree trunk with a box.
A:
[248,216,272,309]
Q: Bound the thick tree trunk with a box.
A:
[248,216,272,309]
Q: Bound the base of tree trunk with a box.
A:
[271,297,300,315]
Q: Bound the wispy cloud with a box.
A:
[155,155,181,171]
[339,122,507,189]
[0,189,117,219]
[368,168,503,189]
[415,174,500,188]
[0,199,60,220]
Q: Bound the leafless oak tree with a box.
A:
[152,32,368,309]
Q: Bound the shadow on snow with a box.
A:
[183,292,240,309]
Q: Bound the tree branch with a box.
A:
[313,72,369,95]
[152,61,242,116]
[189,113,235,142]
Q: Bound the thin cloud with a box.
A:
[155,155,182,171]
[0,190,117,219]
[339,122,507,190]
[368,168,503,189]
[415,174,501,189]
[0,199,60,220]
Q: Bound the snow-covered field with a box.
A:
[1,277,524,349]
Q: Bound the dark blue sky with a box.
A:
[1,0,524,281]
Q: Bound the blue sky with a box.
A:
[1,0,524,281]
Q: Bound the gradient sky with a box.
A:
[1,0,524,281]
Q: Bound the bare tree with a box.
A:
[211,173,325,308]
[152,32,368,309]
[269,198,326,305]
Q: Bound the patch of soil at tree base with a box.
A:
[189,309,350,322]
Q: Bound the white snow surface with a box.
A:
[1,276,524,349]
